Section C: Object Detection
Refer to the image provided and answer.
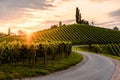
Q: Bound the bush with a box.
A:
[92,44,103,53]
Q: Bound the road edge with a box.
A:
[14,50,89,80]
[111,60,120,80]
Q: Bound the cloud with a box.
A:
[64,19,74,23]
[95,9,120,28]
[96,20,120,28]
[90,0,120,4]
[44,20,58,24]
[0,0,54,10]
[96,21,119,25]
[0,0,54,21]
[108,9,120,27]
[62,0,72,2]
[44,19,74,25]
[90,0,110,3]
[96,20,117,25]
[109,9,120,18]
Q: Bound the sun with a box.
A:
[25,30,33,45]
[26,30,32,35]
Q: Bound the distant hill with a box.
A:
[32,24,120,45]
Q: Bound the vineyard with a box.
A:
[0,40,83,80]
[0,41,73,79]
[0,24,120,45]
[109,44,120,56]
[0,24,120,59]
[92,44,120,57]
[32,24,120,45]
[0,41,72,66]
[0,24,120,79]
[0,36,24,42]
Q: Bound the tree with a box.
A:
[63,24,66,26]
[75,7,89,25]
[75,7,81,24]
[50,25,58,29]
[81,19,89,25]
[91,21,94,26]
[8,28,11,36]
[17,30,26,35]
[113,26,119,31]
[59,21,62,27]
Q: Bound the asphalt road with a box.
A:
[22,50,116,80]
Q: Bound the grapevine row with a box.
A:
[32,24,120,45]
[108,44,120,56]
[0,41,72,66]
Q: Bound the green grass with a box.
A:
[73,46,120,61]
[102,54,120,61]
[0,52,83,80]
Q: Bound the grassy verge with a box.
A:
[0,52,83,80]
[73,46,120,61]
[102,54,120,61]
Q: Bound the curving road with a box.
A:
[21,50,116,80]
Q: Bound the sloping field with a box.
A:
[33,24,120,44]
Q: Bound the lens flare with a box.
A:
[26,30,32,45]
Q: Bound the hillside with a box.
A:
[32,24,120,44]
[0,35,27,43]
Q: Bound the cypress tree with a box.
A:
[75,7,81,24]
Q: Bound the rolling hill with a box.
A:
[32,24,120,45]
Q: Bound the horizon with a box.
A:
[0,0,120,34]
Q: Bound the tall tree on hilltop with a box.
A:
[76,7,81,24]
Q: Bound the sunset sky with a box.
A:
[0,0,120,34]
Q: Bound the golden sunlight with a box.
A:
[26,30,33,45]
[17,22,38,28]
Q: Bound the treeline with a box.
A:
[0,41,72,66]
